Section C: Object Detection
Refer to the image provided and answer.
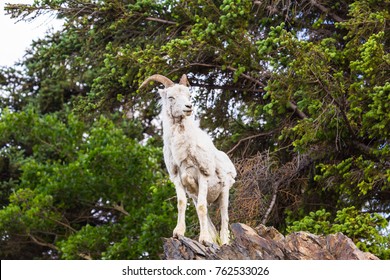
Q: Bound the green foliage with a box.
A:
[262,0,390,228]
[0,110,176,259]
[286,209,332,235]
[287,207,390,259]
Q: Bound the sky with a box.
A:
[0,0,63,67]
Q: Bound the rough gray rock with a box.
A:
[162,223,378,260]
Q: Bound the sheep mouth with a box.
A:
[183,110,192,116]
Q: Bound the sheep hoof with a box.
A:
[220,239,230,245]
[220,232,230,245]
[199,234,214,245]
[173,226,185,238]
[201,240,215,247]
[174,234,185,241]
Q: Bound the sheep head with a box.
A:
[140,74,193,119]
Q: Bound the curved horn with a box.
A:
[179,74,190,86]
[140,74,174,89]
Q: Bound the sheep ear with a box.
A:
[179,74,190,87]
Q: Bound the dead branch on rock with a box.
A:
[231,150,314,226]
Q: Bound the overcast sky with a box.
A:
[0,0,62,67]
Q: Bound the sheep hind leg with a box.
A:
[207,213,218,243]
[197,176,213,244]
[219,183,231,245]
[173,182,187,237]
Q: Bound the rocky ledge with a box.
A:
[163,223,378,260]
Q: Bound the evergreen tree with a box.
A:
[1,0,389,259]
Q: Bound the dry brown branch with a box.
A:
[29,233,93,260]
[113,202,130,216]
[231,150,314,226]
[144,17,177,25]
[29,234,58,251]
[227,131,275,155]
[309,0,344,22]
[78,253,93,260]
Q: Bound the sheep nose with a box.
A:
[185,104,192,109]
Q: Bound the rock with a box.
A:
[162,223,378,260]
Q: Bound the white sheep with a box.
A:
[140,74,236,245]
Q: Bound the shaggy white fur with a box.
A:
[140,74,236,245]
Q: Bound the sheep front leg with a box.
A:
[197,175,213,244]
[173,180,187,237]
[220,184,230,245]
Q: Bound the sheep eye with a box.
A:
[168,96,175,101]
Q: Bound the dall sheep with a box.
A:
[140,74,236,245]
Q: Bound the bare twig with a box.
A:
[47,217,77,233]
[145,17,177,25]
[288,101,308,119]
[261,182,279,225]
[309,0,344,22]
[30,233,93,259]
[113,202,130,216]
[78,253,93,260]
[228,131,274,155]
[29,234,58,251]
